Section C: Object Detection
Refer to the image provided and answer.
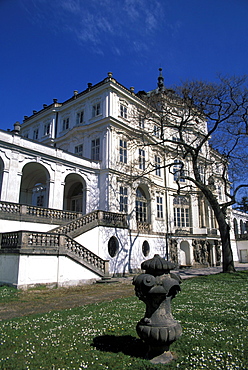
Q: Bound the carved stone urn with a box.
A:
[133,254,182,364]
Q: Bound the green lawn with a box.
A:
[0,272,247,369]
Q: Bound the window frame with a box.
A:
[136,188,147,222]
[139,149,145,170]
[155,155,161,176]
[173,160,185,182]
[75,144,83,157]
[33,128,39,140]
[173,196,190,228]
[91,138,100,160]
[156,196,163,218]
[119,139,127,164]
[62,117,70,131]
[120,104,128,119]
[76,110,84,125]
[43,122,50,136]
[119,186,128,213]
[92,102,101,118]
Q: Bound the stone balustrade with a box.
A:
[0,200,81,223]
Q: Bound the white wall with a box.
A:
[0,253,101,289]
[0,219,59,233]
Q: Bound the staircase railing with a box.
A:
[51,210,128,236]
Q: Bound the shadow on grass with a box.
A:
[92,335,148,358]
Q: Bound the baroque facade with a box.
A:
[0,71,247,288]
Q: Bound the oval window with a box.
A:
[142,240,150,257]
[108,236,119,258]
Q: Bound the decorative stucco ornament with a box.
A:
[133,254,182,364]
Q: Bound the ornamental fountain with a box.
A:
[133,254,182,364]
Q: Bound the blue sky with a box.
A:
[1,0,248,131]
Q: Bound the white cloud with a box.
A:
[21,0,170,56]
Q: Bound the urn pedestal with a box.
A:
[133,254,182,364]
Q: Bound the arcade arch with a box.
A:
[19,162,50,207]
[63,173,86,213]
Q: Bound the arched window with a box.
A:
[142,241,150,257]
[108,236,119,258]
[136,187,148,222]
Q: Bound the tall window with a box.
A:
[136,188,147,222]
[120,104,127,119]
[139,149,145,170]
[75,144,83,157]
[172,136,181,143]
[173,196,190,227]
[76,111,84,125]
[120,186,128,213]
[173,160,185,182]
[198,165,205,182]
[92,102,101,117]
[91,138,100,160]
[139,115,145,129]
[155,155,161,176]
[33,128,39,140]
[217,185,223,201]
[156,196,163,218]
[62,118,69,131]
[43,123,50,136]
[119,139,127,163]
[153,125,160,137]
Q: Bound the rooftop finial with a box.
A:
[157,68,165,92]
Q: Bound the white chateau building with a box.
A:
[0,71,247,288]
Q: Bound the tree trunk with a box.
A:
[218,220,236,273]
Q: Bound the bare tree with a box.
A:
[137,74,248,272]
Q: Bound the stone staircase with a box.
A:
[0,230,108,277]
[50,210,128,238]
[0,202,128,277]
